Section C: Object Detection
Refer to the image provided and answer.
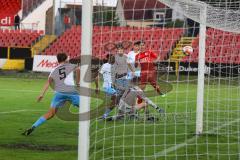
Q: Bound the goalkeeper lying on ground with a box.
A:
[108,78,164,121]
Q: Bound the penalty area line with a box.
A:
[154,118,240,158]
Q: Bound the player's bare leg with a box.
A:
[43,108,58,120]
[151,83,162,95]
[138,83,163,100]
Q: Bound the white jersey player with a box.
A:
[99,54,118,119]
[127,41,141,79]
[100,54,117,95]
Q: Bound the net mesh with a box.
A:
[159,0,240,33]
[65,0,240,159]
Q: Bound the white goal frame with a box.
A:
[158,0,207,135]
[78,0,93,160]
[196,2,207,135]
[78,0,208,159]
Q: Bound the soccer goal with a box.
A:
[77,0,240,159]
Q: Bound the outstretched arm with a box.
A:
[37,77,53,102]
[128,63,135,73]
[75,67,80,86]
[95,75,99,94]
[153,52,161,64]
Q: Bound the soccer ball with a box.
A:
[182,46,193,55]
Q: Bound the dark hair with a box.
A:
[134,41,141,45]
[106,54,111,60]
[116,43,124,49]
[107,54,115,64]
[57,53,68,63]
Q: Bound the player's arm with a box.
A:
[94,75,99,94]
[37,77,53,102]
[128,63,135,76]
[135,54,140,68]
[152,52,160,64]
[75,67,80,86]
[126,55,135,73]
[111,64,116,86]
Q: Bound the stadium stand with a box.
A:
[181,28,240,64]
[43,25,184,59]
[0,0,21,17]
[0,29,43,47]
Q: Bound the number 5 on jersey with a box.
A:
[59,67,66,80]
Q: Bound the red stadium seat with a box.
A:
[182,28,240,64]
[0,28,41,47]
[42,25,184,59]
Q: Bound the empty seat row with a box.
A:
[181,28,240,64]
[43,25,184,60]
[0,0,21,15]
[0,29,43,47]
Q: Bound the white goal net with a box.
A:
[73,0,240,159]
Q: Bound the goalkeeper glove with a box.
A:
[157,107,165,113]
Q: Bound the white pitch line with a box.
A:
[0,89,39,93]
[0,109,45,114]
[154,118,240,157]
[0,88,54,93]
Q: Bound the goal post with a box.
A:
[78,0,93,160]
[159,0,208,135]
[196,2,207,135]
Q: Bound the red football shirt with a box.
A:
[135,51,158,71]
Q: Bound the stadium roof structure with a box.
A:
[119,0,166,20]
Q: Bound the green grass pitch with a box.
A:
[0,75,239,160]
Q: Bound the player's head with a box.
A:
[57,53,68,63]
[139,40,146,52]
[116,43,124,55]
[133,41,141,52]
[106,54,115,64]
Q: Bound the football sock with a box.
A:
[32,116,46,128]
[155,86,165,95]
[103,108,112,118]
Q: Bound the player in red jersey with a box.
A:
[135,41,162,95]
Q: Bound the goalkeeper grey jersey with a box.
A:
[113,54,128,75]
[49,63,78,93]
[121,86,145,106]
